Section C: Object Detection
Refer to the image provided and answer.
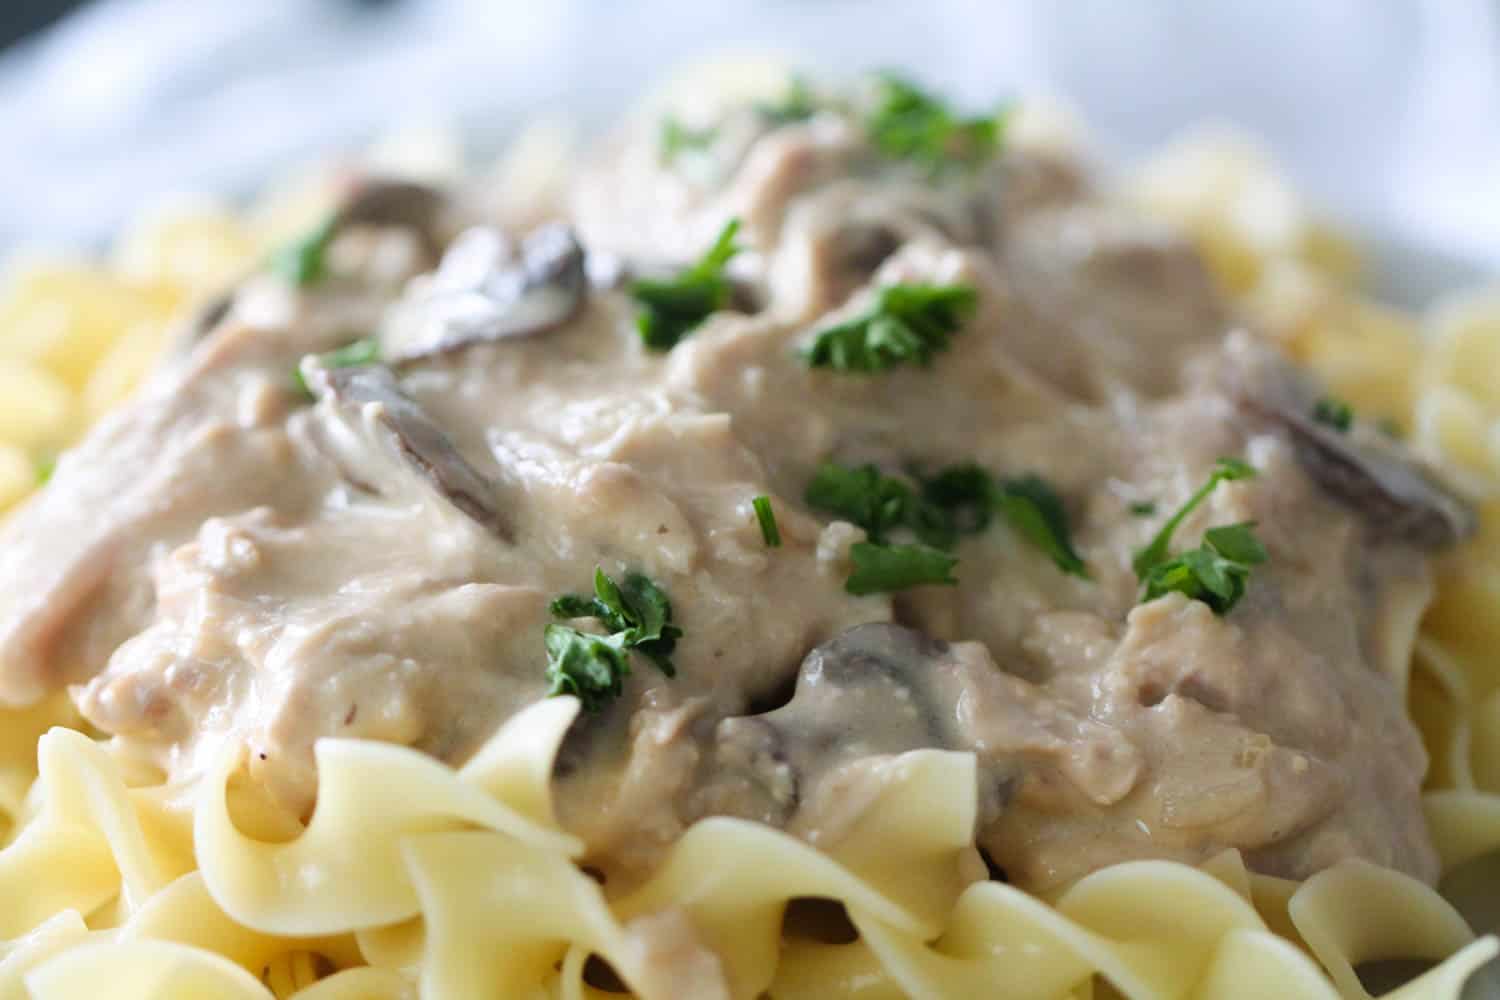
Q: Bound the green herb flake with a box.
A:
[800,282,976,373]
[993,475,1089,578]
[917,462,994,538]
[34,455,56,486]
[1139,521,1268,615]
[755,76,819,125]
[752,495,781,548]
[1128,500,1156,516]
[632,218,742,352]
[270,218,337,288]
[660,116,719,163]
[1132,458,1265,615]
[804,462,914,544]
[1132,457,1256,580]
[1312,396,1353,433]
[806,460,1087,582]
[545,567,683,712]
[542,625,629,713]
[292,337,381,398]
[865,72,1007,174]
[845,541,958,595]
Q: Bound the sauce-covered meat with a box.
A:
[0,79,1469,894]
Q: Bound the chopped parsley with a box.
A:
[1128,500,1157,516]
[1138,522,1268,614]
[865,72,1006,174]
[545,568,682,712]
[916,463,994,538]
[1132,457,1265,615]
[845,541,958,596]
[805,463,920,544]
[35,455,55,486]
[752,495,781,548]
[543,627,630,714]
[806,461,1087,588]
[631,218,742,351]
[800,283,976,373]
[660,116,718,163]
[270,218,337,288]
[756,76,819,125]
[993,476,1089,578]
[1312,396,1353,432]
[293,337,381,397]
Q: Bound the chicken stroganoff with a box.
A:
[0,70,1491,998]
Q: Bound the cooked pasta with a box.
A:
[0,69,1498,1000]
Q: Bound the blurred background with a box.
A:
[0,0,1497,270]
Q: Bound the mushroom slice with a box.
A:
[306,365,510,540]
[1226,333,1475,548]
[691,624,951,826]
[383,223,589,360]
[332,178,450,258]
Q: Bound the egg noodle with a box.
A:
[1,100,1499,999]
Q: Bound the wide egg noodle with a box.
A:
[24,941,270,1000]
[195,697,582,935]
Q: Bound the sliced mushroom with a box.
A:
[382,223,589,361]
[331,178,450,258]
[305,365,510,540]
[1226,333,1475,548]
[689,624,952,827]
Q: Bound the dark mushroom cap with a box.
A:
[306,364,509,540]
[382,223,590,362]
[1226,332,1476,549]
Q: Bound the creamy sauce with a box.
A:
[0,93,1468,893]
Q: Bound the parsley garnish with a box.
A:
[845,541,958,595]
[917,463,994,538]
[1313,396,1353,433]
[805,463,920,544]
[1128,500,1156,516]
[805,462,965,593]
[293,337,380,397]
[270,218,337,288]
[545,568,682,712]
[800,283,976,373]
[631,219,742,351]
[543,627,630,713]
[752,495,781,548]
[993,476,1089,578]
[804,462,975,549]
[1139,523,1268,614]
[756,76,819,125]
[660,116,718,163]
[865,73,1005,174]
[35,455,55,486]
[806,461,1087,585]
[1132,458,1264,615]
